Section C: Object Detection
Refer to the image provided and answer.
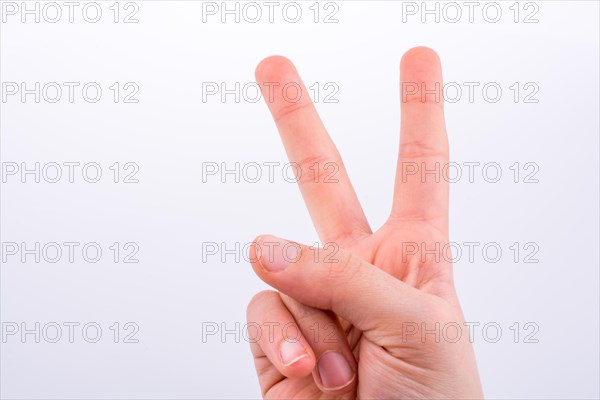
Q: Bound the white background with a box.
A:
[1,1,599,399]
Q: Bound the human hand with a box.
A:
[246,47,484,399]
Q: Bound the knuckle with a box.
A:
[320,250,364,311]
[399,139,446,160]
[325,249,361,285]
[272,100,311,123]
[294,155,340,186]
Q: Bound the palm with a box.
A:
[250,48,468,399]
[364,222,455,298]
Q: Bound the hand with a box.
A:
[246,47,484,399]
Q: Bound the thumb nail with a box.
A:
[257,235,301,272]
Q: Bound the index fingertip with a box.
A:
[255,55,296,83]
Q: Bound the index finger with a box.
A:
[255,56,371,245]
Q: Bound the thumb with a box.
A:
[249,235,431,334]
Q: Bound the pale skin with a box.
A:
[246,47,484,399]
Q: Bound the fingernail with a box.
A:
[317,351,355,390]
[258,236,300,272]
[279,339,309,366]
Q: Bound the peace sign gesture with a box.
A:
[246,47,483,399]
